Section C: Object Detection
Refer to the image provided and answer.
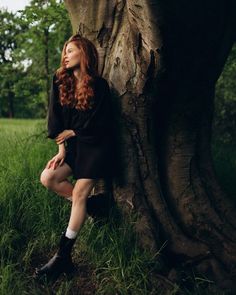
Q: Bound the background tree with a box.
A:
[0,0,72,118]
[0,9,26,118]
[214,43,236,145]
[63,0,236,290]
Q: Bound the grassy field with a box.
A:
[211,138,236,205]
[0,118,235,295]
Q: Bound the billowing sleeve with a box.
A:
[72,78,114,144]
[47,73,65,139]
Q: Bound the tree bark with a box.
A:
[64,0,236,290]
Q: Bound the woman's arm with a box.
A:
[55,129,76,145]
[46,142,66,170]
[47,73,65,139]
[58,142,66,154]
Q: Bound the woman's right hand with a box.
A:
[46,151,66,170]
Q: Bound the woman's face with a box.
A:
[64,42,81,69]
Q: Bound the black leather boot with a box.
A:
[33,231,77,282]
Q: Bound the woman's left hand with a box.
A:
[55,130,75,144]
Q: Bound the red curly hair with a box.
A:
[54,33,99,111]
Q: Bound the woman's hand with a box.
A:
[46,150,66,170]
[55,130,76,144]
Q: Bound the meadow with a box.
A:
[0,118,235,295]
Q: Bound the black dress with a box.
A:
[46,73,117,180]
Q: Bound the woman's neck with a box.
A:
[73,69,82,82]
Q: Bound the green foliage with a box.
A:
[214,43,236,145]
[0,0,72,118]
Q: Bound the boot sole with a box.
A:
[33,263,77,283]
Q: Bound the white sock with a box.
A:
[65,227,78,239]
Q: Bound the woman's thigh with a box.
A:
[40,162,73,184]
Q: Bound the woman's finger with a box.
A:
[57,139,65,144]
[46,160,52,169]
[59,158,64,166]
[48,161,54,169]
[52,160,58,170]
[47,158,56,169]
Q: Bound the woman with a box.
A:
[34,33,116,281]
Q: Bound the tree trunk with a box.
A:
[64,0,236,290]
[44,27,50,108]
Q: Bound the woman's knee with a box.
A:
[40,169,56,188]
[72,187,88,202]
[72,179,96,202]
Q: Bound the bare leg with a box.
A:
[67,178,97,232]
[40,162,74,200]
[33,177,97,281]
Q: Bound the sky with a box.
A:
[0,0,30,13]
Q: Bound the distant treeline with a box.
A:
[0,0,71,119]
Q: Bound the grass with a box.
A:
[0,118,235,294]
[211,137,236,205]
